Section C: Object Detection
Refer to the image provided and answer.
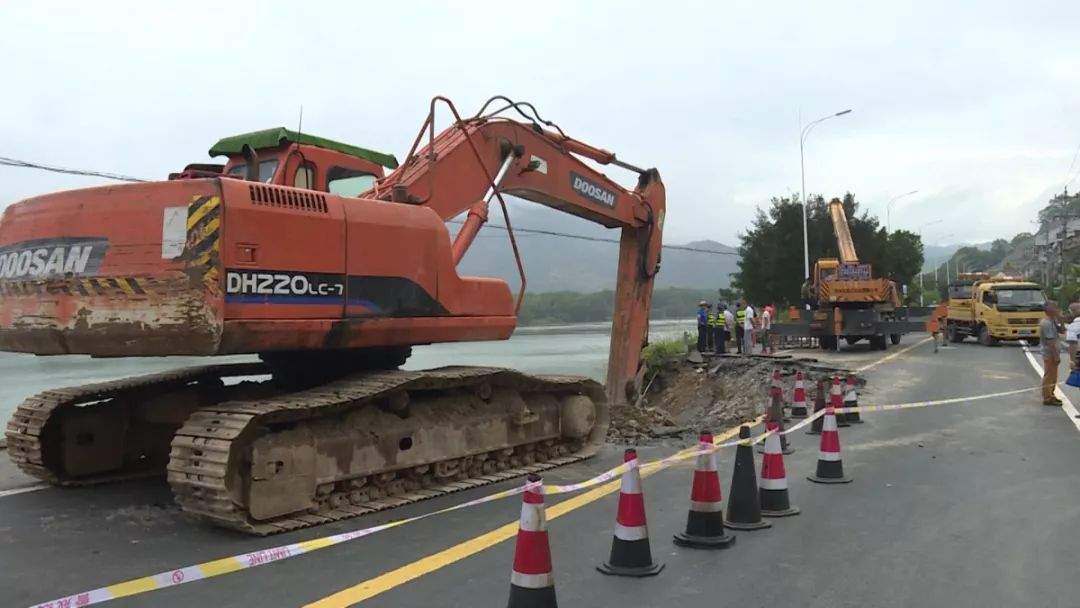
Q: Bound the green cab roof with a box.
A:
[208,127,398,169]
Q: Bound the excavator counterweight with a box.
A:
[1,97,664,533]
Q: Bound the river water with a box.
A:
[0,319,693,422]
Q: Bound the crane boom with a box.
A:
[829,198,859,264]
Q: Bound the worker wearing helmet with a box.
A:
[696,301,709,353]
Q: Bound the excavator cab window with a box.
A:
[328,166,376,197]
[227,159,279,183]
[293,163,315,189]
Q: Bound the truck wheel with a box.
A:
[870,334,887,350]
[889,333,901,345]
[947,324,962,343]
[978,325,998,346]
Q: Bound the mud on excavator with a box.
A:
[1,96,665,534]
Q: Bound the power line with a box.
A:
[0,156,147,182]
[0,155,738,256]
[449,220,739,256]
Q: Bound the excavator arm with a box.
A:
[371,97,665,405]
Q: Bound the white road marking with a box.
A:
[1019,340,1080,433]
[0,483,47,498]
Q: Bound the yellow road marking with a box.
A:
[306,424,746,607]
[855,336,930,373]
[309,340,923,607]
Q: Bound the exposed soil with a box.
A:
[607,354,858,445]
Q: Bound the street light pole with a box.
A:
[886,190,919,234]
[800,108,853,282]
[917,219,943,306]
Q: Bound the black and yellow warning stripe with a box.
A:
[186,195,221,269]
[0,276,153,298]
[185,195,222,291]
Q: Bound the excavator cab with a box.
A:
[212,127,398,193]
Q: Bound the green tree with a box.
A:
[882,230,924,291]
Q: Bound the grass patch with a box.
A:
[642,336,688,374]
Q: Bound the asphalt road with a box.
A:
[3,335,1080,607]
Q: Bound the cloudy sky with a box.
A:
[2,1,1078,249]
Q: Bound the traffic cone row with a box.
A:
[506,370,865,604]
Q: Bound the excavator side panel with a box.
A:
[214,186,515,353]
[218,178,347,321]
[0,180,224,355]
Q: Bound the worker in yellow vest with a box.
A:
[709,305,724,353]
[735,303,747,354]
[705,307,717,352]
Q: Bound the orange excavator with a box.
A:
[0,96,665,534]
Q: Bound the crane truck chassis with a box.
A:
[2,96,665,534]
[772,198,935,350]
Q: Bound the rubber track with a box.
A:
[4,362,270,485]
[168,366,607,535]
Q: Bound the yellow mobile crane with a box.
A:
[775,198,933,350]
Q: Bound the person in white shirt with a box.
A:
[1066,302,1080,373]
[743,303,756,355]
[723,306,736,353]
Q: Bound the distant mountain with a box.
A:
[454,200,738,293]
[921,241,996,272]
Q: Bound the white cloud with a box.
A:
[1,0,1077,248]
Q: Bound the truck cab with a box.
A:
[946,273,1044,345]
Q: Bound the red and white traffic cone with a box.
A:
[758,391,794,455]
[844,373,863,423]
[759,420,800,517]
[598,449,664,577]
[508,474,557,608]
[830,375,850,427]
[807,407,853,484]
[674,431,736,549]
[769,368,783,400]
[806,378,826,435]
[790,370,809,417]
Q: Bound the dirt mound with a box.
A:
[608,355,853,444]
